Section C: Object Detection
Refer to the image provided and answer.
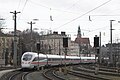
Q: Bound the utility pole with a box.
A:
[110,20,115,65]
[78,37,81,62]
[99,32,101,64]
[59,40,61,55]
[28,21,35,52]
[10,10,20,68]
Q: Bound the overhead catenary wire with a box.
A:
[29,0,81,15]
[67,0,80,10]
[18,0,29,20]
[17,0,22,10]
[21,0,29,13]
[89,15,120,16]
[89,14,120,21]
[5,0,114,31]
[51,0,81,20]
[29,0,50,9]
[28,0,83,23]
[53,0,112,30]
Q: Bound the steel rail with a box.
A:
[69,70,110,80]
[42,68,65,80]
[8,71,22,80]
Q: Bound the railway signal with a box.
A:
[63,37,68,75]
[36,42,40,51]
[94,36,99,47]
[63,37,68,48]
[36,42,40,70]
[94,35,100,75]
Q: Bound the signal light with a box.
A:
[36,43,40,51]
[63,37,68,47]
[94,37,99,47]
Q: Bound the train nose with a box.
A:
[22,62,31,64]
[21,62,31,68]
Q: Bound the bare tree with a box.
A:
[0,16,5,35]
[21,29,40,52]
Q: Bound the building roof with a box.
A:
[75,37,90,44]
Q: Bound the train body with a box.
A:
[21,52,95,69]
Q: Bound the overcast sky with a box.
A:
[1,0,120,46]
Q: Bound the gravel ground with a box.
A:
[26,70,88,80]
[27,71,47,80]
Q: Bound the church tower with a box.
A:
[77,25,81,38]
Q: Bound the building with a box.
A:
[106,43,120,64]
[0,34,15,65]
[70,41,79,56]
[74,26,91,56]
[38,26,92,57]
[0,35,14,59]
[39,31,71,55]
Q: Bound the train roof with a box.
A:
[22,52,95,59]
[80,57,95,59]
[66,56,80,59]
[23,52,46,57]
[23,52,37,56]
[46,54,61,58]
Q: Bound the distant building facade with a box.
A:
[39,31,71,55]
[0,35,14,59]
[73,26,91,56]
[39,26,92,57]
[106,43,120,63]
[70,41,79,56]
[0,31,20,65]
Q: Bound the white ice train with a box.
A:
[21,52,95,69]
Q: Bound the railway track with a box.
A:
[68,65,120,80]
[80,65,120,76]
[1,65,120,80]
[42,68,65,80]
[83,65,119,72]
[0,69,30,80]
[8,72,29,80]
[42,65,119,80]
[41,65,119,80]
[68,70,110,80]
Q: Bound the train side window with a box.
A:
[33,57,46,61]
[33,57,38,61]
[50,58,60,61]
[48,58,52,61]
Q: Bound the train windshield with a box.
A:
[23,54,32,61]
